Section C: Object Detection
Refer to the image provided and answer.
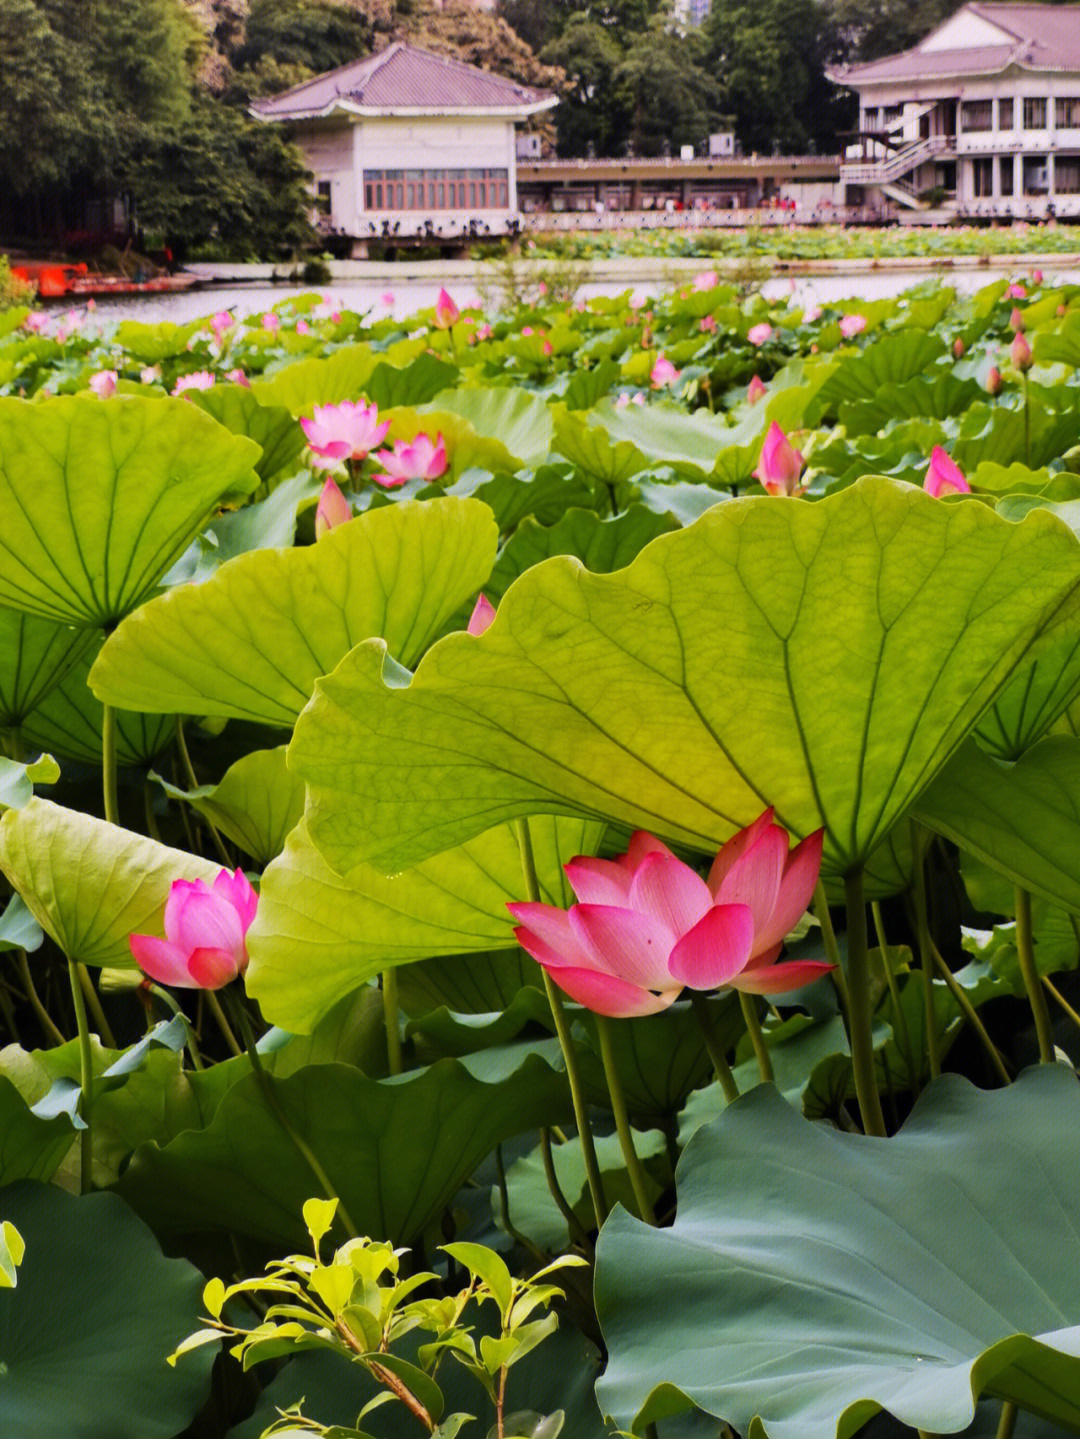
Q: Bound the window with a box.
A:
[881,105,902,128]
[998,97,1014,129]
[362,168,510,211]
[862,107,879,131]
[961,100,993,131]
[1057,98,1080,128]
[999,155,1014,195]
[1023,154,1049,193]
[1023,97,1047,129]
[972,157,994,196]
[1056,156,1080,192]
[314,180,332,216]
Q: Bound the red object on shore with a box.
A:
[9,260,198,300]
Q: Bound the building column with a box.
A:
[1014,153,1023,201]
[507,122,518,212]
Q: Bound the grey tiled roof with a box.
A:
[834,2,1080,85]
[252,42,556,119]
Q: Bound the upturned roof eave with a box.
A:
[251,94,558,123]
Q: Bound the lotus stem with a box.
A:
[516,817,608,1229]
[1023,372,1030,467]
[739,992,774,1084]
[540,1128,591,1251]
[595,1014,656,1225]
[814,880,850,1025]
[928,938,1011,1086]
[146,983,204,1070]
[67,956,94,1194]
[996,1401,1018,1439]
[173,718,232,867]
[230,993,358,1238]
[1043,973,1080,1034]
[77,963,116,1049]
[101,702,119,826]
[871,902,914,1084]
[17,951,65,1045]
[1015,886,1055,1063]
[843,865,887,1138]
[911,821,940,1080]
[382,966,403,1075]
[143,780,162,842]
[205,987,243,1058]
[690,991,739,1103]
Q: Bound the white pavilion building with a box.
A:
[831,3,1080,217]
[251,43,557,250]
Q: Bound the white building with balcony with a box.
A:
[251,43,557,251]
[830,3,1080,217]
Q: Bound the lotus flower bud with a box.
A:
[1011,330,1033,372]
[923,445,970,498]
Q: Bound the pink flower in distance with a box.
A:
[315,476,351,538]
[952,337,965,359]
[141,365,161,385]
[986,365,1003,395]
[1033,269,1044,285]
[129,869,257,990]
[301,401,389,468]
[210,311,233,344]
[371,432,449,488]
[173,371,216,397]
[434,288,460,329]
[1007,283,1027,299]
[747,322,773,347]
[475,323,494,341]
[88,370,117,398]
[694,270,719,291]
[700,315,718,334]
[468,594,496,634]
[507,812,830,1018]
[262,312,281,333]
[1009,306,1025,332]
[924,446,970,498]
[747,374,767,405]
[754,421,805,496]
[1011,330,1033,371]
[381,292,395,306]
[839,313,867,338]
[296,319,311,336]
[226,369,250,387]
[803,304,823,324]
[24,312,49,333]
[651,355,680,387]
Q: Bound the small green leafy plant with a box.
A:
[170,1198,584,1438]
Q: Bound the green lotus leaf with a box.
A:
[428,386,554,468]
[0,1182,213,1439]
[161,472,321,586]
[0,754,59,811]
[914,735,1080,913]
[249,342,384,413]
[809,331,945,418]
[89,497,497,726]
[0,396,260,626]
[486,506,676,603]
[382,408,520,479]
[596,1067,1080,1439]
[596,400,760,479]
[447,463,603,531]
[0,798,221,967]
[19,640,173,768]
[838,372,982,437]
[0,1076,75,1182]
[113,318,202,364]
[551,409,649,487]
[974,633,1080,760]
[188,383,307,488]
[953,403,1080,472]
[0,606,95,729]
[396,948,545,1019]
[0,893,42,953]
[117,1049,572,1247]
[247,814,601,1033]
[155,746,303,864]
[363,353,459,410]
[290,478,1080,879]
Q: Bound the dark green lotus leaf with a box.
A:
[396,948,545,1019]
[952,403,1080,473]
[0,606,95,730]
[189,383,307,488]
[914,736,1080,913]
[117,1049,572,1247]
[364,354,459,410]
[0,1076,75,1182]
[0,396,260,626]
[161,472,321,586]
[596,1066,1080,1439]
[973,633,1080,760]
[838,372,982,438]
[808,332,945,419]
[552,409,649,487]
[486,507,676,604]
[290,479,1080,879]
[0,1182,213,1439]
[90,497,497,726]
[447,463,604,531]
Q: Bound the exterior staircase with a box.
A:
[840,135,950,205]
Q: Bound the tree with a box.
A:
[541,15,625,156]
[614,17,718,156]
[236,0,374,73]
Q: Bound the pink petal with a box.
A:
[467,594,496,635]
[713,826,787,932]
[187,946,245,989]
[754,829,823,954]
[667,904,755,990]
[563,857,635,906]
[129,934,197,988]
[171,887,246,958]
[732,959,835,995]
[545,965,676,1017]
[628,853,713,939]
[569,904,678,990]
[507,904,595,970]
[706,809,775,892]
[620,831,677,873]
[213,868,259,932]
[163,879,211,938]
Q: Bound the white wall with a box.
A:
[920,10,1013,52]
[293,123,356,230]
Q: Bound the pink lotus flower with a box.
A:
[839,313,867,338]
[542,338,553,355]
[952,338,965,359]
[507,812,830,1017]
[475,323,494,341]
[130,869,257,990]
[1007,283,1027,299]
[803,305,822,324]
[747,375,767,405]
[694,270,719,291]
[381,292,395,306]
[1033,270,1044,285]
[262,312,280,333]
[747,322,773,347]
[700,315,717,333]
[754,421,805,496]
[1009,306,1025,332]
[173,371,216,397]
[537,281,548,296]
[24,312,49,334]
[651,355,680,387]
[226,369,250,387]
[371,432,449,488]
[88,370,117,398]
[1011,330,1033,372]
[315,476,351,537]
[141,365,162,385]
[986,365,1003,395]
[434,288,460,329]
[296,319,311,336]
[300,401,389,469]
[467,594,496,635]
[923,446,970,498]
[210,311,233,344]
[521,326,534,337]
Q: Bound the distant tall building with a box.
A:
[673,0,712,24]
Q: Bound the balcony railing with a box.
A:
[841,135,951,185]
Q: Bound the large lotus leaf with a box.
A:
[0,798,220,967]
[381,408,520,479]
[0,396,260,626]
[19,641,174,768]
[596,1066,1080,1439]
[363,353,459,410]
[188,383,307,488]
[117,1049,572,1247]
[0,1182,213,1439]
[246,814,601,1033]
[914,735,1080,913]
[249,342,381,413]
[396,948,545,1018]
[551,409,649,487]
[161,472,321,587]
[952,404,1080,473]
[0,1075,75,1182]
[974,633,1080,760]
[89,498,497,725]
[596,401,760,479]
[156,746,303,864]
[486,506,676,603]
[448,462,603,531]
[428,386,554,468]
[113,318,202,364]
[808,331,945,417]
[0,607,95,729]
[290,478,1080,878]
[838,372,982,438]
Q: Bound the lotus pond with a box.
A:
[5,273,1080,1439]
